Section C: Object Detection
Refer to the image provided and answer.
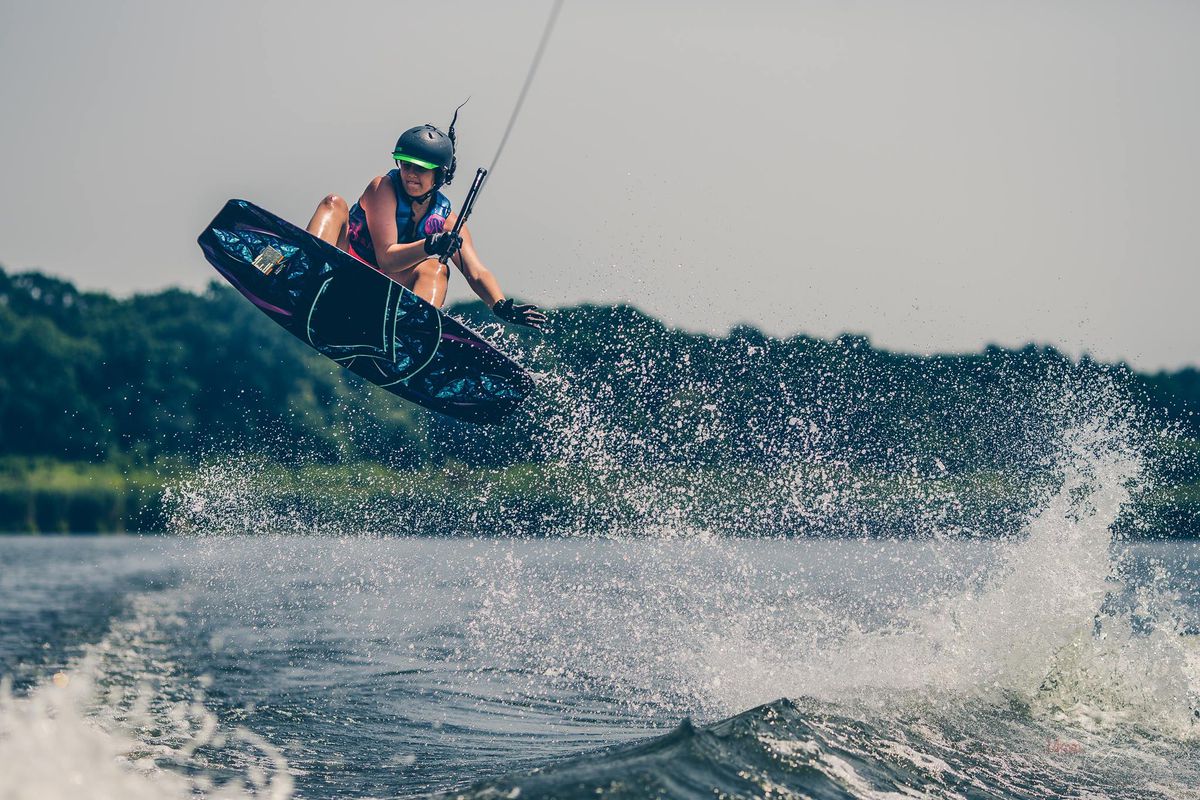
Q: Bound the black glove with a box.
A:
[493,298,547,331]
[423,231,463,258]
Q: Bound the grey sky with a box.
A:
[1,0,1196,369]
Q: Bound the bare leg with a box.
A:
[306,194,349,249]
[308,196,448,306]
[400,258,450,308]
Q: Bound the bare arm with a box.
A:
[448,217,548,330]
[446,216,504,307]
[359,177,429,278]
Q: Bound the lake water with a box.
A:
[2,526,1199,799]
[4,391,1200,798]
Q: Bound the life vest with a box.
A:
[345,169,452,266]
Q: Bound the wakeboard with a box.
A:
[197,199,533,424]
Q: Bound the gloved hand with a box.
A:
[493,298,547,331]
[423,231,462,258]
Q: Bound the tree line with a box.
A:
[1,265,1197,515]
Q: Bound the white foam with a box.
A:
[693,400,1200,739]
[0,591,293,800]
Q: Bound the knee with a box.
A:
[415,257,447,278]
[319,194,349,215]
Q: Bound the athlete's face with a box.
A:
[399,161,436,197]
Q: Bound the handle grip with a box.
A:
[439,167,489,265]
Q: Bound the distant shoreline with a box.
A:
[3,268,1199,539]
[2,459,1196,538]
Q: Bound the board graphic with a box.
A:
[198,199,533,424]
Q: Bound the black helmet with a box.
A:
[392,124,456,186]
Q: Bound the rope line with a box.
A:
[488,0,564,175]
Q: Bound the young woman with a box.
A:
[305,120,545,331]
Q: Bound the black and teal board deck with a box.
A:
[198,200,533,424]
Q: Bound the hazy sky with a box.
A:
[1,1,1197,369]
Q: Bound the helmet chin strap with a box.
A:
[402,188,434,205]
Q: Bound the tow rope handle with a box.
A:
[439,167,488,266]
